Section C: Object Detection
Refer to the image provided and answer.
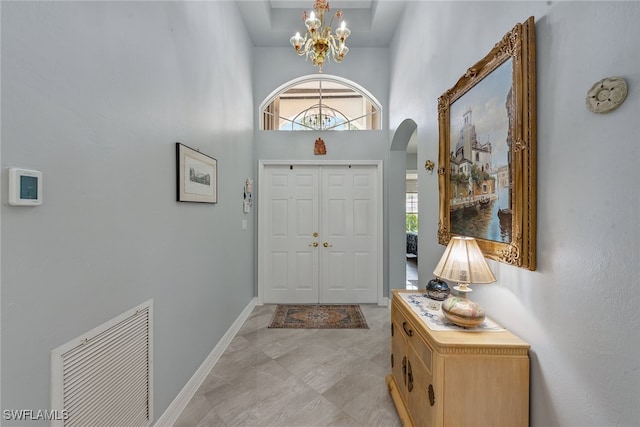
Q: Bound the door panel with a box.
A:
[320,165,378,303]
[263,165,319,303]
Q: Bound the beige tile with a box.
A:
[172,394,216,427]
[173,304,401,427]
[193,408,226,427]
[252,328,320,359]
[257,394,355,427]
[275,342,355,378]
[322,370,400,426]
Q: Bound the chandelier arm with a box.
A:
[328,35,340,51]
[327,18,335,32]
[306,37,315,49]
[327,9,341,29]
[296,36,310,57]
[302,38,314,58]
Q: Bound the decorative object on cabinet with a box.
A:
[399,292,504,332]
[425,277,450,301]
[586,77,627,113]
[386,290,530,427]
[289,0,350,72]
[437,16,536,271]
[314,137,327,155]
[176,143,217,204]
[433,236,496,328]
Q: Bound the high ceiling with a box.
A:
[236,0,408,48]
[238,1,416,153]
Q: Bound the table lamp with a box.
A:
[433,236,496,328]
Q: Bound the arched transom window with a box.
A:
[261,75,381,131]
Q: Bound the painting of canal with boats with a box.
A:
[448,59,513,244]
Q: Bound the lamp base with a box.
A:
[441,292,485,328]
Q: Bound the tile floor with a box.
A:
[406,256,418,289]
[173,304,402,427]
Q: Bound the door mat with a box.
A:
[268,304,369,329]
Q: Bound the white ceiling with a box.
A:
[236,0,407,48]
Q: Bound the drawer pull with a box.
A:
[391,323,394,336]
[391,354,394,368]
[402,321,413,337]
[428,384,435,406]
[402,357,407,385]
[407,361,414,392]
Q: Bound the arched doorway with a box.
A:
[389,119,418,293]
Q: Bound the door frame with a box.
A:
[258,160,384,306]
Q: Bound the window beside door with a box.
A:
[406,176,418,258]
[406,192,418,232]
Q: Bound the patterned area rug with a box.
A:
[268,304,369,329]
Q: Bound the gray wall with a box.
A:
[1,0,255,421]
[405,153,417,171]
[390,1,640,426]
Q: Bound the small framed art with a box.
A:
[176,142,217,204]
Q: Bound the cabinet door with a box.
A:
[407,346,437,427]
[390,309,407,401]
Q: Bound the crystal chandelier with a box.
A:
[289,0,351,72]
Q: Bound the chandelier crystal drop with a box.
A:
[289,0,351,72]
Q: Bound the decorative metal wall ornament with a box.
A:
[425,160,435,173]
[586,77,628,113]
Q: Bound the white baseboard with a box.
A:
[154,297,258,426]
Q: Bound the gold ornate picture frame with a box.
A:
[437,16,536,270]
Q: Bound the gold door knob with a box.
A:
[309,242,319,247]
[323,242,333,247]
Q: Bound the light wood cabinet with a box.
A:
[386,290,530,427]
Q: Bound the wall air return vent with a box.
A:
[51,300,153,427]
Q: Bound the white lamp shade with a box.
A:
[433,236,496,284]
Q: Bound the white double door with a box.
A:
[260,163,381,304]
